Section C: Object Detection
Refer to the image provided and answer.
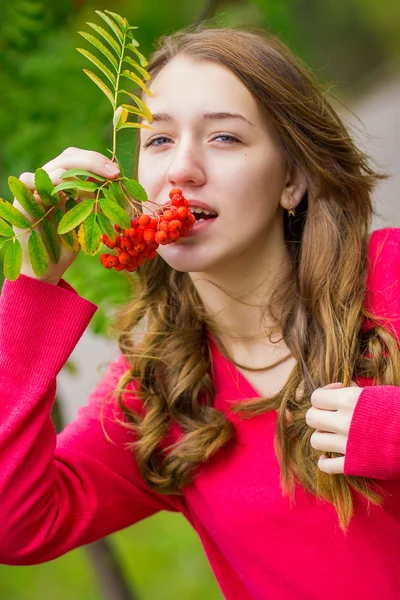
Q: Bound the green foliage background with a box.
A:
[0,1,399,598]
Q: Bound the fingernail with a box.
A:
[105,162,120,175]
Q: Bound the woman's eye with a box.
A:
[144,133,240,147]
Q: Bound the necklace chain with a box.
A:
[220,348,294,372]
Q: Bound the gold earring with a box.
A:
[288,198,295,217]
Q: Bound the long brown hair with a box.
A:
[103,24,398,534]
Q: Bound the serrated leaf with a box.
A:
[54,208,80,253]
[78,213,102,255]
[0,198,32,229]
[8,176,45,219]
[34,168,60,207]
[120,104,148,120]
[77,48,116,88]
[82,69,115,108]
[86,22,121,56]
[0,217,15,237]
[126,43,147,66]
[104,10,128,32]
[117,122,153,131]
[113,106,128,129]
[4,240,22,281]
[28,230,48,276]
[109,181,125,209]
[95,10,123,43]
[122,56,150,80]
[121,70,152,96]
[61,168,107,181]
[57,199,95,234]
[119,90,152,122]
[41,218,61,264]
[123,179,148,203]
[53,180,99,194]
[78,31,119,71]
[0,238,11,251]
[99,197,131,229]
[97,212,117,242]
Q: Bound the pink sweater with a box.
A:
[1,227,400,599]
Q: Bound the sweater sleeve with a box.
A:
[344,228,400,480]
[344,385,400,480]
[0,275,184,566]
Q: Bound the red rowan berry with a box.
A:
[159,221,169,232]
[120,237,133,251]
[143,229,155,244]
[168,219,182,232]
[114,224,121,232]
[162,209,175,222]
[155,231,168,244]
[139,214,151,226]
[169,188,182,199]
[177,206,188,219]
[169,231,180,241]
[118,252,131,265]
[128,248,139,257]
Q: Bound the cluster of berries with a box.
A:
[100,188,196,272]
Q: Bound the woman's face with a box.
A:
[137,56,294,274]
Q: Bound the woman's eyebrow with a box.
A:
[143,111,255,127]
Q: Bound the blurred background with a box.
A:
[0,1,399,599]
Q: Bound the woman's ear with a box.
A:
[282,165,307,209]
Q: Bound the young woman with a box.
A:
[1,25,400,600]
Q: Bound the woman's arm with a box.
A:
[0,275,184,565]
[344,384,400,480]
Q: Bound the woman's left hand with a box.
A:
[305,381,363,474]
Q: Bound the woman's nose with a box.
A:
[166,144,206,188]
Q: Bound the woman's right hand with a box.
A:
[12,147,120,285]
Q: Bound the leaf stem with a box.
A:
[112,28,128,161]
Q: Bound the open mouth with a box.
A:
[192,211,218,222]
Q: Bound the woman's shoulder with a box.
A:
[363,227,400,336]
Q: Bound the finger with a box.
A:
[310,384,343,410]
[306,406,344,434]
[318,455,345,474]
[310,431,347,454]
[42,147,120,180]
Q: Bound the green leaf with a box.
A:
[103,10,128,32]
[113,106,128,129]
[97,212,117,242]
[0,198,32,229]
[119,90,152,122]
[77,48,116,88]
[82,69,115,108]
[78,31,119,71]
[53,180,99,194]
[8,176,45,219]
[95,10,123,43]
[109,181,125,209]
[120,103,148,120]
[28,230,48,276]
[41,218,61,264]
[4,240,22,281]
[61,168,107,182]
[122,179,148,203]
[122,56,150,80]
[34,168,60,207]
[57,199,95,234]
[0,217,15,237]
[126,43,148,67]
[78,213,102,255]
[99,197,131,229]
[54,208,80,253]
[0,238,11,251]
[86,22,121,56]
[117,122,153,131]
[121,70,152,96]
